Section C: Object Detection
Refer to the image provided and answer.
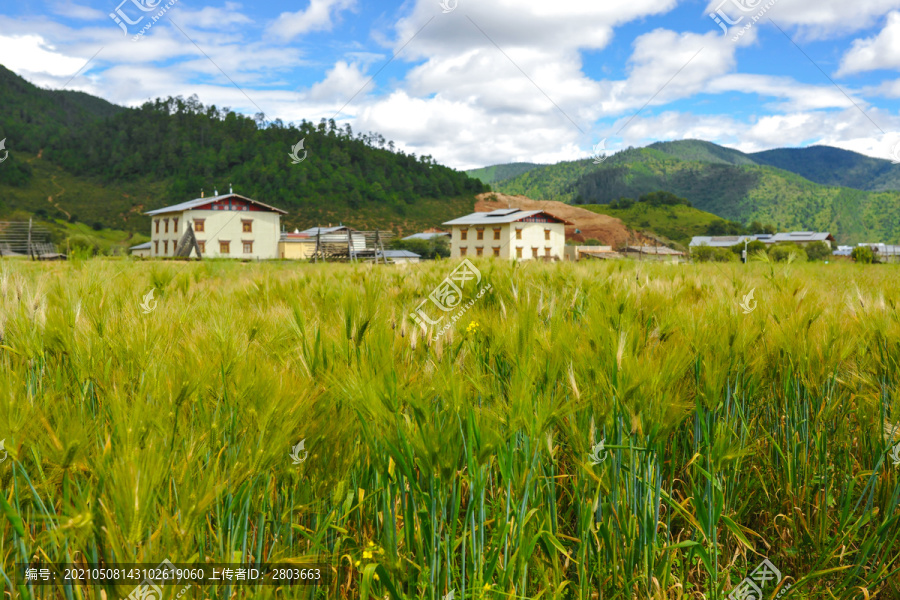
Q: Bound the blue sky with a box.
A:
[2,0,900,169]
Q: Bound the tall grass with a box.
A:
[0,257,898,599]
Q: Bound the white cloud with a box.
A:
[51,1,106,21]
[837,11,900,75]
[0,34,90,77]
[268,0,355,41]
[705,0,900,40]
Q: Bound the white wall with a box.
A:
[449,221,565,260]
[150,210,281,259]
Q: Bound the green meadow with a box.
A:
[0,258,898,599]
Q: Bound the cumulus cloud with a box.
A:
[837,11,900,75]
[268,0,355,41]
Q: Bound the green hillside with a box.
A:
[490,143,900,244]
[751,145,900,192]
[0,65,488,239]
[465,162,543,184]
[582,202,724,247]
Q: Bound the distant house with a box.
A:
[857,243,900,263]
[278,226,366,260]
[129,241,152,258]
[377,249,421,264]
[565,245,613,261]
[402,230,450,241]
[145,190,286,259]
[689,235,758,248]
[690,232,835,249]
[623,246,685,261]
[443,208,568,260]
[765,232,835,247]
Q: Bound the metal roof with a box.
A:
[145,194,287,216]
[767,232,834,243]
[402,232,450,240]
[379,250,421,258]
[300,226,355,235]
[442,208,567,226]
[129,242,152,250]
[689,235,758,247]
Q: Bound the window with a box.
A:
[198,241,205,254]
[493,228,501,240]
[545,247,551,257]
[476,247,483,256]
[492,247,500,257]
[220,241,230,254]
[460,247,467,256]
[515,228,522,240]
[516,247,522,258]
[544,229,551,241]
[155,220,160,234]
[154,241,158,254]
[163,240,168,254]
[173,217,179,231]
[476,229,484,240]
[460,228,468,241]
[194,219,205,233]
[164,219,169,234]
[532,247,538,258]
[243,241,253,254]
[242,220,253,233]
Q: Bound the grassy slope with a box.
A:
[491,147,900,244]
[581,203,722,247]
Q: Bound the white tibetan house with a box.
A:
[145,191,287,259]
[443,208,568,260]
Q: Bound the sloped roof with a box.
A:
[300,226,356,235]
[129,242,152,250]
[689,235,758,247]
[145,194,287,216]
[379,250,421,258]
[402,232,450,240]
[767,231,834,243]
[443,208,569,226]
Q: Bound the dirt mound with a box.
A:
[474,193,651,248]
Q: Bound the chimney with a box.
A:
[214,189,218,196]
[229,183,233,194]
[201,189,204,198]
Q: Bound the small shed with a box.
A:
[130,242,152,258]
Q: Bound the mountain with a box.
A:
[487,140,900,243]
[0,65,488,238]
[750,146,900,192]
[466,163,543,185]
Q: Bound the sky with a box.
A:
[1,0,900,170]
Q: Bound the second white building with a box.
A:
[443,208,567,260]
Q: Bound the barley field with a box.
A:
[0,257,899,600]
